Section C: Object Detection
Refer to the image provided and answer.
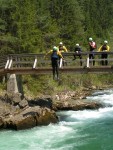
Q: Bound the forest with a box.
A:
[0,0,113,55]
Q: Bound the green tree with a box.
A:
[49,0,84,50]
[11,0,42,53]
[36,0,60,51]
[0,0,16,54]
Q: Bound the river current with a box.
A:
[0,89,113,150]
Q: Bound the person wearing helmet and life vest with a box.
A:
[73,43,82,66]
[58,42,68,52]
[98,40,110,65]
[58,42,68,67]
[88,37,97,66]
[44,46,64,80]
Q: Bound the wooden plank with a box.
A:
[1,66,113,75]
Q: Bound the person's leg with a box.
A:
[79,55,82,66]
[89,54,92,65]
[56,59,59,79]
[101,54,104,65]
[52,58,56,79]
[73,54,76,60]
[92,54,95,66]
[105,54,108,65]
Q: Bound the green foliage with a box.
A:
[49,0,85,49]
[0,0,113,54]
[21,74,113,96]
[11,0,42,53]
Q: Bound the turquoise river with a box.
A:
[0,89,113,150]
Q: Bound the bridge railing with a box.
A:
[0,55,7,69]
[60,52,113,68]
[1,52,113,70]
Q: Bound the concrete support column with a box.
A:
[7,74,24,97]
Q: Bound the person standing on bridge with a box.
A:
[73,43,82,66]
[88,37,97,66]
[58,42,68,67]
[58,42,68,53]
[44,46,64,80]
[98,40,110,65]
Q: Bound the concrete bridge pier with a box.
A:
[7,74,24,97]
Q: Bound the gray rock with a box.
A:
[12,93,22,105]
[53,100,103,111]
[19,99,28,109]
[4,93,22,105]
[4,106,58,130]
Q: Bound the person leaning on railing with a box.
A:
[88,37,97,66]
[98,40,110,66]
[73,43,82,66]
[44,46,64,80]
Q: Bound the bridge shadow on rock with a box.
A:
[28,97,52,109]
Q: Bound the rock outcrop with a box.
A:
[0,89,104,130]
[53,100,102,111]
[4,106,58,130]
[0,93,58,130]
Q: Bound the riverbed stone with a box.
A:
[53,100,103,111]
[4,106,58,130]
[19,99,28,109]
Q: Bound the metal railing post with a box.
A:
[5,56,10,69]
[86,55,90,68]
[8,56,12,69]
[33,56,37,69]
[59,58,63,68]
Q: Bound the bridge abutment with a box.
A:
[7,74,24,97]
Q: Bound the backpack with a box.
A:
[51,51,59,59]
[91,42,97,49]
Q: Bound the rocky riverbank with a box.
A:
[0,88,104,130]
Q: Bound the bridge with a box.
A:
[1,52,113,75]
[0,52,113,95]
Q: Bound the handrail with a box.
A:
[0,52,113,76]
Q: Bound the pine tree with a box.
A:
[49,0,84,50]
[11,0,41,53]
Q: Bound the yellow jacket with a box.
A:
[98,45,110,52]
[58,45,68,52]
[45,50,64,59]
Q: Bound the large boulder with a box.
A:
[4,106,58,130]
[53,100,103,111]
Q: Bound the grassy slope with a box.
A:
[22,74,113,97]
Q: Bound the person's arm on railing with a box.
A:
[106,46,110,52]
[98,46,102,52]
[44,50,53,59]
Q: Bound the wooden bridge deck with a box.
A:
[1,66,113,75]
[0,52,113,76]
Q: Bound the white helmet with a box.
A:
[104,40,108,44]
[76,43,79,47]
[89,37,93,41]
[59,42,63,45]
